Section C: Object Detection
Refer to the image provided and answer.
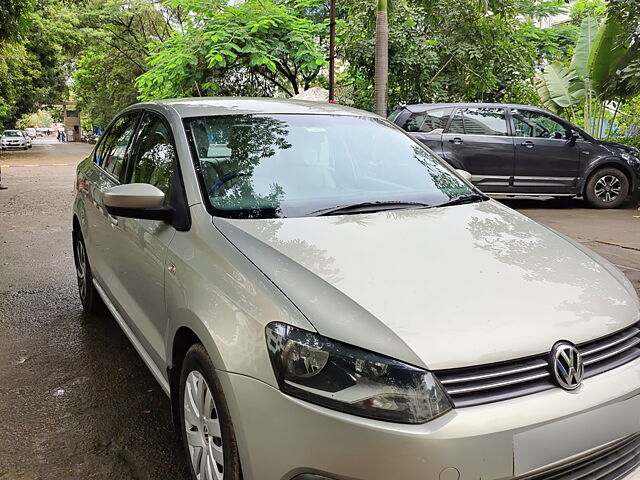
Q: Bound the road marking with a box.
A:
[0,163,69,168]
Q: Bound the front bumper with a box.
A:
[2,142,25,148]
[218,357,640,480]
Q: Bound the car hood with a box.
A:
[214,200,640,370]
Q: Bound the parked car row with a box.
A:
[1,130,32,150]
[390,103,640,208]
[73,98,640,480]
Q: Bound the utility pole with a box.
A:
[329,0,336,103]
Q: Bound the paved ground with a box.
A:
[0,139,638,479]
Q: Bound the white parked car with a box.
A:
[1,130,28,150]
[73,98,640,480]
[25,127,37,138]
[21,131,32,148]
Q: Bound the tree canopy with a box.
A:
[0,0,639,140]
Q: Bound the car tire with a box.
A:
[584,168,629,209]
[179,344,242,480]
[73,232,105,313]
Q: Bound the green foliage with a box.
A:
[72,0,176,126]
[339,0,538,109]
[136,0,327,100]
[535,16,640,137]
[570,0,607,27]
[0,0,35,41]
[18,110,53,128]
[0,0,81,128]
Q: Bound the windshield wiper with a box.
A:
[307,200,431,217]
[435,193,487,208]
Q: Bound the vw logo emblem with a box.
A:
[551,343,584,390]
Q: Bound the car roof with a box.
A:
[401,103,550,113]
[130,97,378,119]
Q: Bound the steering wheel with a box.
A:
[209,170,251,195]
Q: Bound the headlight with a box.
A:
[265,322,452,424]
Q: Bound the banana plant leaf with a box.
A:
[533,72,557,113]
[588,17,626,96]
[571,16,599,80]
[543,61,581,108]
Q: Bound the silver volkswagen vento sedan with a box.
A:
[72,98,640,480]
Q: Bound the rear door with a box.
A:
[441,107,514,192]
[403,108,453,157]
[511,108,581,194]
[83,111,140,290]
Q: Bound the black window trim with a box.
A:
[126,108,191,231]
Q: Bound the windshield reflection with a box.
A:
[185,114,472,219]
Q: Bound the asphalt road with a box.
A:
[0,138,638,479]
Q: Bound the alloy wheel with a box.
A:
[184,371,224,480]
[594,175,621,203]
[75,240,87,301]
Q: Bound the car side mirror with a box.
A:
[456,169,473,183]
[567,132,579,146]
[104,183,173,222]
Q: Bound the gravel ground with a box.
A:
[0,138,638,479]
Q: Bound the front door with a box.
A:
[107,111,179,369]
[511,108,581,194]
[441,107,514,192]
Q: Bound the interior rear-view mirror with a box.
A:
[103,183,173,222]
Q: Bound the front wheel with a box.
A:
[584,168,629,208]
[180,344,242,480]
[73,232,105,313]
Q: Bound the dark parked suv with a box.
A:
[390,103,640,208]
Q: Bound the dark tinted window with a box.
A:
[465,108,508,136]
[128,113,176,201]
[99,113,139,179]
[512,109,569,139]
[406,108,453,133]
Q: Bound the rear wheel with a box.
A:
[180,344,242,480]
[73,232,105,313]
[584,168,629,208]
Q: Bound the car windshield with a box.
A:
[185,114,473,219]
[4,130,21,137]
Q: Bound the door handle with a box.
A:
[449,137,464,145]
[521,140,535,148]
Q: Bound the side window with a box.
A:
[407,108,453,133]
[101,114,139,179]
[512,109,569,139]
[128,112,176,201]
[461,108,508,136]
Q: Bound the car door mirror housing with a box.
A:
[456,169,473,182]
[104,183,173,222]
[567,133,579,146]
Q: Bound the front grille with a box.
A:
[435,322,640,407]
[520,433,640,480]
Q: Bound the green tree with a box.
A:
[339,0,542,109]
[73,0,177,127]
[136,0,327,100]
[0,0,81,128]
